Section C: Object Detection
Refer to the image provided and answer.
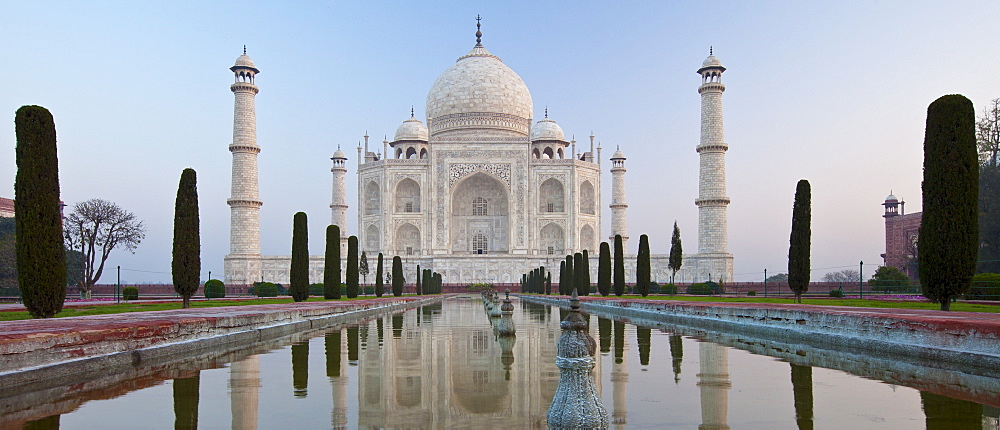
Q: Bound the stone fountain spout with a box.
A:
[547,289,609,429]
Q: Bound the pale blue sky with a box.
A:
[3,1,999,283]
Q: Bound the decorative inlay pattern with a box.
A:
[449,163,511,187]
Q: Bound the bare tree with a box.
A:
[64,199,145,298]
[977,98,1000,167]
[821,269,860,283]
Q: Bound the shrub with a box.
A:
[256,282,278,297]
[661,283,678,295]
[204,279,225,298]
[704,281,722,295]
[829,289,844,298]
[687,283,712,295]
[123,286,138,301]
[747,290,756,296]
[648,282,660,295]
[466,283,493,292]
[309,283,324,296]
[968,273,1000,300]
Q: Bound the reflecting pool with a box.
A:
[3,296,998,429]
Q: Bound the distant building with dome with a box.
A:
[224,22,734,287]
[881,193,921,279]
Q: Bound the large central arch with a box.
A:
[451,172,509,254]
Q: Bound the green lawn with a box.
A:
[0,296,402,322]
[586,294,1000,313]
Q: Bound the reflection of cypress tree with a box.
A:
[376,318,384,345]
[790,364,813,430]
[347,326,359,362]
[292,341,309,398]
[24,415,60,430]
[613,320,625,364]
[392,314,403,339]
[669,335,683,384]
[173,372,199,429]
[325,330,341,377]
[921,391,983,430]
[598,317,612,353]
[636,326,651,365]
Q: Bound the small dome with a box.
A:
[611,148,626,159]
[235,54,256,68]
[393,117,429,142]
[332,148,346,159]
[702,55,722,68]
[885,193,898,202]
[530,117,566,142]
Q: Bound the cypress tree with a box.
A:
[581,250,591,295]
[919,94,979,310]
[637,234,650,297]
[788,180,811,304]
[574,252,586,296]
[375,253,384,297]
[290,212,309,302]
[613,234,625,296]
[545,271,552,295]
[172,372,200,429]
[564,255,574,295]
[323,225,341,299]
[669,221,683,285]
[346,236,359,298]
[391,256,404,296]
[598,241,611,296]
[433,272,442,295]
[416,264,422,295]
[171,168,200,309]
[14,105,65,318]
[558,260,566,295]
[359,251,369,291]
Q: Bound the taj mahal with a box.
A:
[223,21,734,286]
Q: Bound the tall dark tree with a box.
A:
[325,330,342,377]
[919,95,979,311]
[581,250,591,295]
[291,341,309,397]
[598,241,611,296]
[637,234,651,297]
[289,212,309,302]
[636,326,651,365]
[788,180,811,304]
[545,271,552,295]
[172,372,200,430]
[978,164,1000,274]
[416,264,422,295]
[391,256,404,296]
[375,253,384,297]
[359,250,369,291]
[790,364,814,430]
[433,272,442,295]
[323,225,341,299]
[14,105,65,318]
[564,255,574,295]
[558,260,566,295]
[171,168,200,309]
[613,234,625,296]
[573,252,585,296]
[346,236,359,298]
[668,221,683,284]
[669,334,683,384]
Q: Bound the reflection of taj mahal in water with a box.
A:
[224,20,734,285]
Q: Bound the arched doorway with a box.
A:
[451,172,509,254]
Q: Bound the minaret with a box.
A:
[225,47,263,285]
[697,341,731,430]
[330,146,349,253]
[609,147,629,248]
[695,48,733,280]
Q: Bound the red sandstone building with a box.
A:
[0,197,14,218]
[881,193,921,279]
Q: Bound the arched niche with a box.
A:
[405,147,417,159]
[539,223,565,255]
[451,172,509,254]
[395,223,420,256]
[580,224,595,253]
[395,178,420,213]
[365,224,380,252]
[364,181,381,215]
[580,180,596,215]
[539,178,564,213]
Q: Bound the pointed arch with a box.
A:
[540,223,565,255]
[365,224,380,252]
[539,178,564,213]
[395,178,420,213]
[395,223,420,256]
[580,180,596,215]
[364,181,381,215]
[405,147,417,159]
[451,172,509,254]
[580,224,595,252]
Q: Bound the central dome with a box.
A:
[425,44,533,137]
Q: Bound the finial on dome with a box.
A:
[710,46,713,56]
[410,106,415,118]
[544,106,548,119]
[475,15,483,45]
[244,45,247,55]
